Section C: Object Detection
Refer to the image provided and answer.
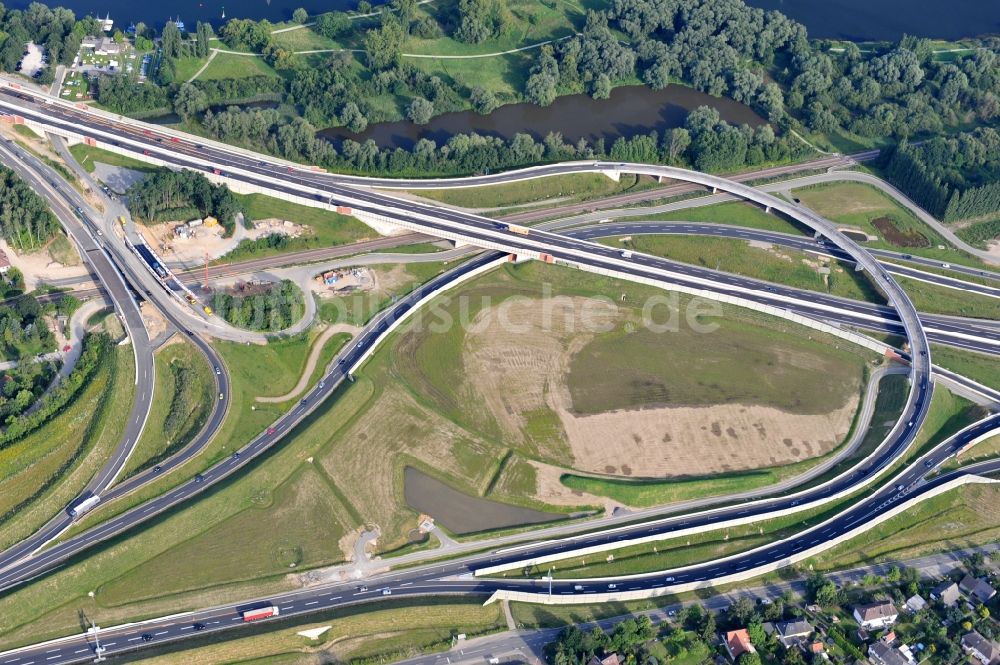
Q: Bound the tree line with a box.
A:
[200,101,807,177]
[0,164,61,250]
[883,128,1000,221]
[125,170,243,234]
[0,332,110,447]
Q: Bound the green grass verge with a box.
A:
[605,234,882,304]
[68,143,158,174]
[643,200,807,235]
[120,598,504,665]
[198,52,280,81]
[929,344,1000,392]
[224,193,377,262]
[792,181,985,267]
[408,173,653,210]
[121,339,216,478]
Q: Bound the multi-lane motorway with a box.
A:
[3,418,997,664]
[0,138,229,575]
[0,81,992,663]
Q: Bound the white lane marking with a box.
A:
[305,601,318,606]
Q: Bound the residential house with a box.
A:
[586,656,621,665]
[960,574,997,604]
[775,619,814,649]
[931,580,961,607]
[961,632,1000,665]
[868,642,914,665]
[0,249,10,274]
[904,594,927,613]
[724,629,756,661]
[853,601,899,630]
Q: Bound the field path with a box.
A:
[187,49,219,83]
[255,323,360,403]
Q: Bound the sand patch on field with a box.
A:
[0,238,89,291]
[462,296,621,459]
[557,398,857,477]
[462,297,859,478]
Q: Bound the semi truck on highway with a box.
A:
[66,493,100,518]
[241,606,280,622]
[495,222,530,236]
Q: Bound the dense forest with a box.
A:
[4,0,1000,197]
[212,279,304,332]
[883,128,1000,221]
[0,164,61,250]
[125,170,243,234]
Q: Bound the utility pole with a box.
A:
[203,251,210,291]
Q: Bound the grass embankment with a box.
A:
[497,494,861,580]
[930,344,1000,392]
[792,182,985,267]
[408,173,657,212]
[382,260,872,521]
[605,234,882,304]
[224,192,376,262]
[0,344,134,551]
[893,275,1000,320]
[561,373,907,507]
[644,200,808,235]
[67,144,158,175]
[127,598,504,665]
[198,52,281,81]
[808,483,1000,571]
[0,379,373,650]
[122,339,216,478]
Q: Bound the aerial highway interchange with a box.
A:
[0,80,997,663]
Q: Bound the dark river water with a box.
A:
[4,0,997,40]
[321,83,765,150]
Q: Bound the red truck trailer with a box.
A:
[241,606,280,622]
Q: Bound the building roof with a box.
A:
[726,629,756,659]
[960,574,997,603]
[0,249,10,268]
[962,632,1000,664]
[587,655,621,665]
[811,642,826,654]
[777,620,814,638]
[931,581,961,606]
[869,641,910,665]
[854,601,898,623]
[904,594,927,612]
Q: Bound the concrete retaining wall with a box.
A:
[484,474,999,606]
[476,415,1000,578]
